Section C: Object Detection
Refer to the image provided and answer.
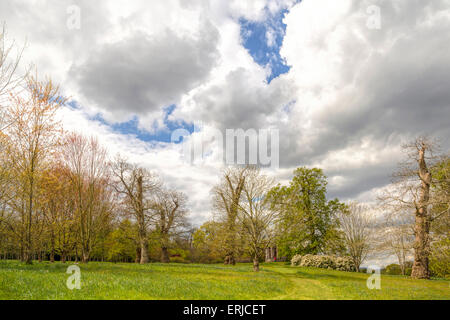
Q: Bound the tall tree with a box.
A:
[61,133,112,263]
[192,221,227,263]
[39,164,77,263]
[268,167,344,259]
[238,167,277,272]
[338,202,375,272]
[212,166,248,265]
[381,137,441,279]
[111,156,159,264]
[151,189,188,263]
[4,76,65,264]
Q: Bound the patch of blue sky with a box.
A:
[240,5,295,83]
[84,104,194,144]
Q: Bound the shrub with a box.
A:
[384,263,413,276]
[334,256,356,272]
[301,255,335,269]
[291,254,356,272]
[291,255,302,266]
[385,264,402,275]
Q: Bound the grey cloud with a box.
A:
[70,20,220,119]
[326,163,398,200]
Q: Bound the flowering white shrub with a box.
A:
[334,256,356,272]
[290,254,356,272]
[291,254,302,266]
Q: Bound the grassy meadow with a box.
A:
[0,261,448,300]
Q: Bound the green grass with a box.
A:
[0,260,448,300]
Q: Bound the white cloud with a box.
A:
[1,0,449,224]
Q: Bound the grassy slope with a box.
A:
[0,261,448,300]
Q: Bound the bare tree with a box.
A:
[238,167,277,272]
[380,137,441,279]
[338,202,375,272]
[111,156,160,264]
[151,188,189,263]
[385,226,414,275]
[212,166,248,265]
[0,24,27,130]
[61,133,112,263]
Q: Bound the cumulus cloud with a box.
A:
[1,0,449,222]
[275,0,450,193]
[70,22,220,128]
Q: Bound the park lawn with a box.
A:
[0,260,448,300]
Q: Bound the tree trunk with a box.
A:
[140,239,149,264]
[135,247,141,264]
[411,214,431,279]
[224,223,236,265]
[224,254,236,265]
[20,244,24,262]
[161,247,170,263]
[137,176,149,264]
[411,147,431,279]
[253,257,260,272]
[25,168,35,265]
[82,251,89,264]
[50,232,55,263]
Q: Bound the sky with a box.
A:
[1,0,449,233]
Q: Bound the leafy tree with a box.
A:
[5,76,66,264]
[105,220,136,263]
[192,221,226,263]
[430,156,449,236]
[429,238,450,278]
[429,156,449,278]
[268,167,344,259]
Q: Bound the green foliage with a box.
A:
[268,167,345,259]
[430,238,450,279]
[192,221,227,263]
[384,264,412,276]
[169,247,190,263]
[104,220,137,263]
[429,157,450,279]
[431,157,450,236]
